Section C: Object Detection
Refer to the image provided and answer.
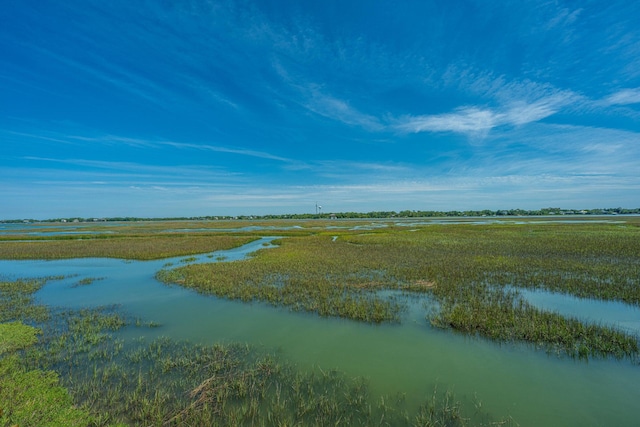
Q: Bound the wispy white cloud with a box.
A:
[483,123,640,178]
[303,160,412,181]
[305,90,384,131]
[158,140,295,163]
[545,7,583,30]
[285,75,580,137]
[23,42,176,110]
[502,97,567,125]
[394,93,575,137]
[69,133,294,164]
[271,56,386,132]
[605,88,640,105]
[4,130,80,146]
[4,126,297,165]
[395,107,499,136]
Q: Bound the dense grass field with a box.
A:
[0,233,257,260]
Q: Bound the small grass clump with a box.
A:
[72,276,105,287]
[0,321,40,355]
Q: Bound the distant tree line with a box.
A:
[260,207,640,220]
[3,207,640,223]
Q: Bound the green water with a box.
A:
[1,238,639,426]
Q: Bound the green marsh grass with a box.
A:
[429,285,638,359]
[0,281,94,426]
[0,234,257,260]
[159,221,640,358]
[0,278,51,323]
[2,219,639,423]
[72,276,105,287]
[1,276,511,426]
[0,321,40,355]
[157,235,405,323]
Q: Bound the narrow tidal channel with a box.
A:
[1,237,638,426]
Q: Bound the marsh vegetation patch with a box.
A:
[159,223,640,359]
[0,276,511,426]
[0,235,257,260]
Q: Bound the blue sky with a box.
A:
[2,0,640,218]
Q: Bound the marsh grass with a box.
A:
[72,276,105,287]
[429,285,638,359]
[0,280,95,426]
[0,321,40,355]
[159,223,640,358]
[0,234,257,260]
[2,220,639,424]
[157,235,405,323]
[0,353,94,427]
[0,278,51,323]
[1,277,511,426]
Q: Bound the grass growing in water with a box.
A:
[0,321,40,355]
[430,285,638,359]
[157,235,404,323]
[0,278,51,323]
[72,276,105,287]
[1,277,513,426]
[159,222,640,359]
[0,289,94,426]
[0,351,94,426]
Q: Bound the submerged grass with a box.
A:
[0,276,513,426]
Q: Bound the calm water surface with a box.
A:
[1,237,639,426]
[519,288,640,335]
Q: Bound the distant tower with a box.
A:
[316,203,322,215]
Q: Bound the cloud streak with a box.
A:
[605,88,640,105]
[305,90,384,131]
[394,94,575,137]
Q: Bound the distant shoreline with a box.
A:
[2,207,639,223]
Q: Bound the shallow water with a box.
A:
[519,287,640,335]
[1,238,639,426]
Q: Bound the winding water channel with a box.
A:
[1,237,639,426]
